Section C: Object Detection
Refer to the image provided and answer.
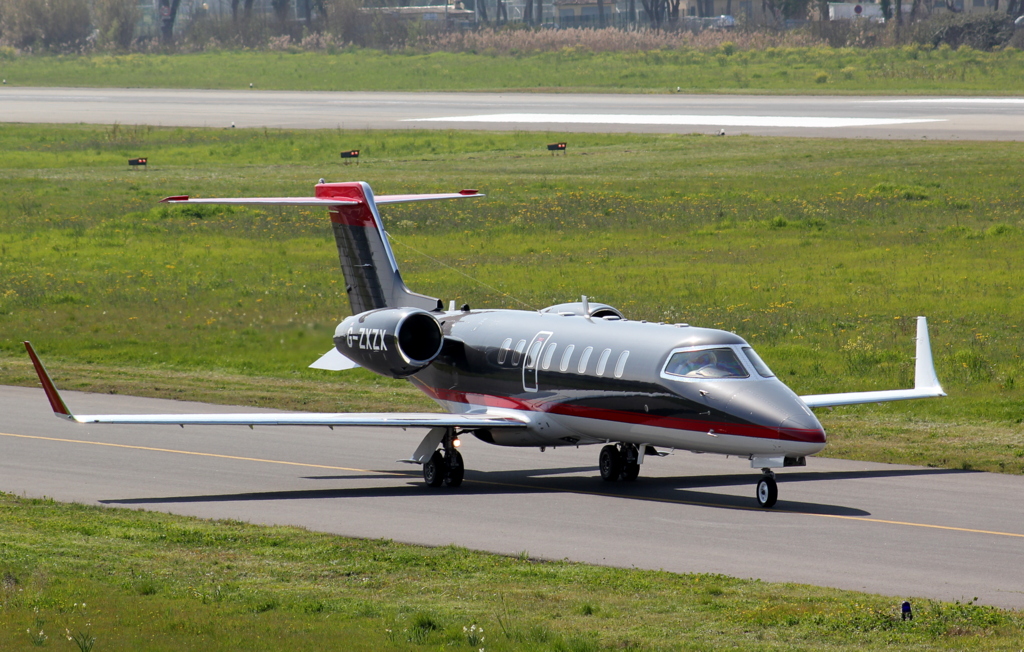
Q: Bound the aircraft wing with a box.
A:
[23,342,527,429]
[799,316,946,408]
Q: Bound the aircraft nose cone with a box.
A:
[722,380,825,444]
[779,413,826,444]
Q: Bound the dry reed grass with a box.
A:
[417,26,825,54]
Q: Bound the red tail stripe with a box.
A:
[318,183,378,228]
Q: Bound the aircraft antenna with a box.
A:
[387,233,534,310]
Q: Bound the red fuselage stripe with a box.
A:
[412,383,824,443]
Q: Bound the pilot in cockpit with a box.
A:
[666,349,747,379]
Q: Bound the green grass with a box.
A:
[3,45,1024,93]
[1,123,1024,474]
[1,493,1021,650]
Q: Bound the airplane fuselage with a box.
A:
[339,308,827,460]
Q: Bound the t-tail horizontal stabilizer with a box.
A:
[159,189,482,207]
[161,182,483,314]
[799,316,946,408]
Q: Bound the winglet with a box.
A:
[799,315,946,408]
[22,342,76,420]
[914,316,945,395]
[160,195,190,203]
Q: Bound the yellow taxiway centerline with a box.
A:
[3,431,1023,539]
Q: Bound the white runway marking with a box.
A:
[866,98,1024,104]
[406,113,943,128]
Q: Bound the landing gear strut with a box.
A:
[423,429,464,488]
[756,469,778,508]
[599,443,641,482]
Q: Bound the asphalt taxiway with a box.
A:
[2,385,1022,609]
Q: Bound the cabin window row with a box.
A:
[497,338,629,379]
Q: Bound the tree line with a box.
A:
[0,0,1020,53]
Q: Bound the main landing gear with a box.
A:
[423,429,464,488]
[599,443,641,482]
[756,470,778,508]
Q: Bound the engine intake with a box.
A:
[334,308,444,377]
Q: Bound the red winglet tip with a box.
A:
[23,341,73,417]
[160,195,189,203]
[459,189,479,196]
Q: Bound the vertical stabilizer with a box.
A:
[160,182,483,315]
[318,182,439,314]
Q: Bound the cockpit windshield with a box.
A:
[664,348,749,379]
[742,346,775,378]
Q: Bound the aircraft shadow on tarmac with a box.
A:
[99,465,972,517]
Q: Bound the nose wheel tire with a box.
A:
[756,476,778,508]
[599,445,623,482]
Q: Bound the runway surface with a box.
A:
[2,385,1023,609]
[2,87,1022,140]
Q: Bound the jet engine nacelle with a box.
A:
[334,308,444,378]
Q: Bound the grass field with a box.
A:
[1,123,1023,474]
[1,493,1021,651]
[2,45,1024,93]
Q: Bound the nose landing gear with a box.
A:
[756,470,778,508]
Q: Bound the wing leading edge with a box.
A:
[799,316,945,408]
[23,342,527,430]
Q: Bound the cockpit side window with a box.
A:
[742,346,775,378]
[664,348,749,379]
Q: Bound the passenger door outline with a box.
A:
[522,331,553,392]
